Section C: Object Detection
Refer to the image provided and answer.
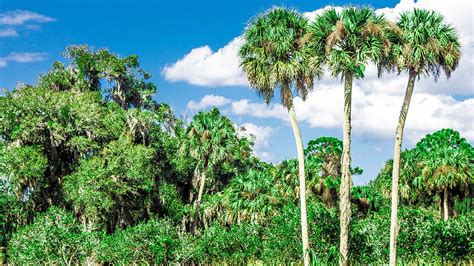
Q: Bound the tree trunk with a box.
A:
[440,191,445,220]
[389,69,416,266]
[339,72,353,266]
[443,187,449,221]
[288,106,310,266]
[192,158,208,233]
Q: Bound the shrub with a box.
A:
[97,219,177,264]
[7,207,96,265]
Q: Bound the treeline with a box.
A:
[0,5,473,265]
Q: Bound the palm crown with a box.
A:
[182,108,237,171]
[310,7,389,78]
[383,8,461,79]
[239,7,320,108]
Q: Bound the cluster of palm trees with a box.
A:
[238,6,460,266]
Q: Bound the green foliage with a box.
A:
[0,9,471,264]
[373,129,473,211]
[382,8,461,78]
[98,219,177,264]
[197,222,262,264]
[239,7,320,108]
[64,136,155,228]
[309,7,389,78]
[157,182,187,224]
[350,206,473,264]
[0,192,22,261]
[7,207,97,265]
[416,128,473,192]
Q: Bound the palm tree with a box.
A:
[180,107,238,232]
[305,137,343,208]
[239,7,321,265]
[415,129,473,221]
[379,9,461,265]
[309,7,389,265]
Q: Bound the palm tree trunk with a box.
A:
[440,191,445,220]
[443,187,449,221]
[192,158,209,233]
[339,72,353,266]
[389,69,416,266]
[288,105,310,266]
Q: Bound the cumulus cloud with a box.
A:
[188,88,474,143]
[0,10,56,25]
[231,99,288,120]
[187,94,231,110]
[162,37,247,86]
[238,123,275,161]
[0,52,47,68]
[0,28,18,37]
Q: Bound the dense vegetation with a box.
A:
[1,6,472,265]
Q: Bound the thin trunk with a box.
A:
[440,191,445,220]
[192,158,209,233]
[339,72,353,266]
[288,105,310,266]
[443,187,449,221]
[389,70,416,266]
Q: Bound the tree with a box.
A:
[239,7,321,265]
[62,45,157,110]
[309,7,389,265]
[379,9,461,265]
[415,129,473,221]
[63,136,156,232]
[305,137,342,208]
[180,108,240,232]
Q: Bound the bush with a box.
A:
[428,214,473,262]
[197,222,262,264]
[350,212,390,264]
[97,219,177,264]
[261,203,339,264]
[350,206,473,264]
[7,207,96,265]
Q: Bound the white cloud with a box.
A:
[231,99,288,120]
[238,123,275,161]
[162,37,247,87]
[0,28,18,37]
[4,52,47,62]
[187,94,231,110]
[188,88,474,144]
[0,52,47,68]
[0,10,55,26]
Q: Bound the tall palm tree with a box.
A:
[309,7,389,265]
[379,9,461,265]
[180,108,238,232]
[239,7,321,266]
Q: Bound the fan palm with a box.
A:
[180,108,238,232]
[239,7,322,265]
[305,137,343,208]
[309,7,389,265]
[415,129,473,221]
[379,9,461,265]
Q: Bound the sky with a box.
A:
[0,0,473,185]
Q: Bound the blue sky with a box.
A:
[1,0,473,185]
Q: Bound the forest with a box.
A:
[0,6,473,266]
